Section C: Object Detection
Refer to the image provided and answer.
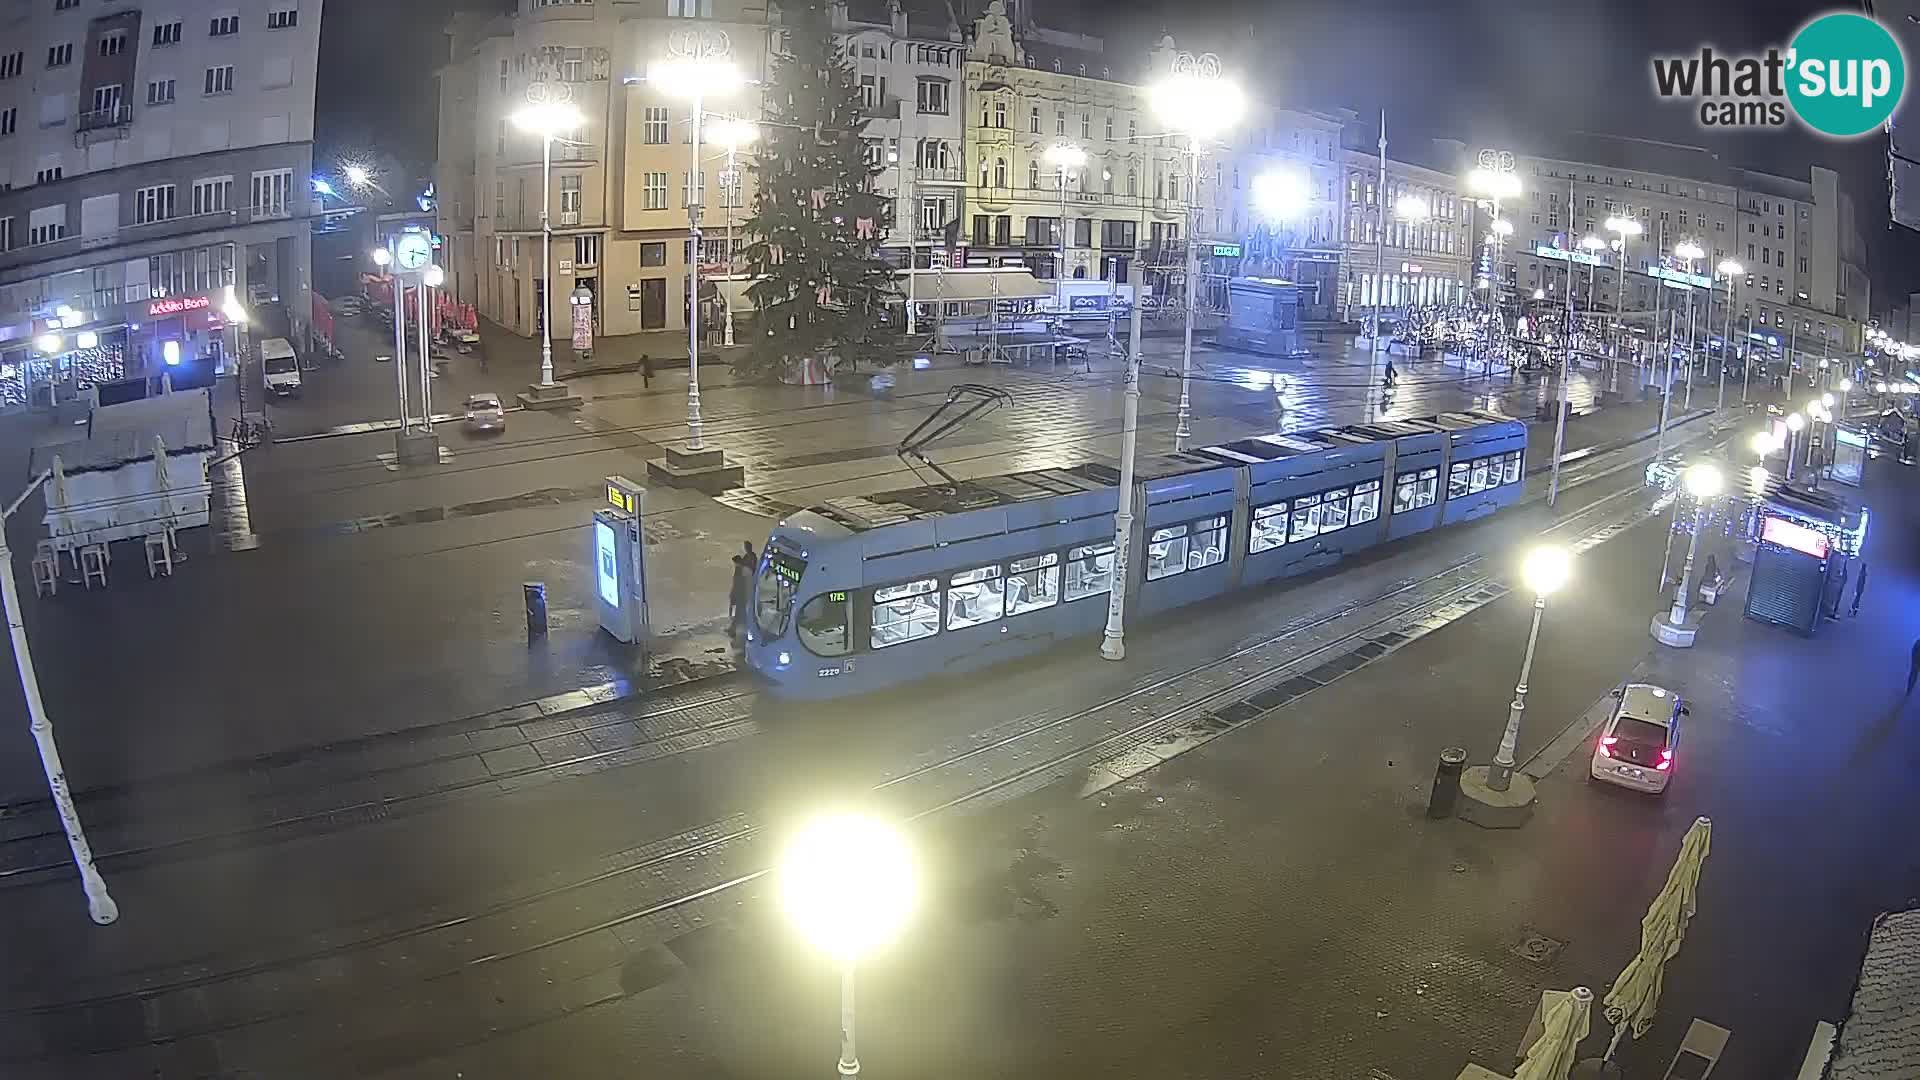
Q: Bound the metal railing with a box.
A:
[76,103,132,133]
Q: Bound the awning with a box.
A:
[898,268,1051,302]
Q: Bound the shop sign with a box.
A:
[1760,515,1830,558]
[1650,265,1712,289]
[1534,244,1605,267]
[148,295,211,317]
[1211,243,1242,258]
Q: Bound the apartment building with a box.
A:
[0,0,322,397]
[1333,131,1474,322]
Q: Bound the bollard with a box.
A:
[524,581,548,639]
[1427,746,1469,819]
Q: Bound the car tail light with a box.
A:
[1598,736,1616,758]
[1656,748,1673,772]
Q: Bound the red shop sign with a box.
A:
[148,295,211,317]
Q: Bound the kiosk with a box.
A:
[1743,480,1867,635]
[1214,277,1308,357]
[593,475,651,644]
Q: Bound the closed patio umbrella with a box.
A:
[1599,815,1713,1061]
[1515,986,1594,1080]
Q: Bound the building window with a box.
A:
[1798,256,1809,273]
[642,107,668,144]
[1105,113,1113,140]
[209,14,239,36]
[560,173,581,214]
[28,214,66,246]
[643,171,667,210]
[98,32,127,57]
[204,65,235,95]
[153,21,182,46]
[993,157,1007,187]
[1028,105,1039,133]
[0,217,11,252]
[499,58,509,93]
[915,77,948,115]
[1028,160,1040,189]
[574,233,600,266]
[56,0,79,8]
[494,180,505,219]
[682,169,704,206]
[267,7,298,30]
[993,99,1006,128]
[639,241,666,266]
[1055,110,1065,136]
[1081,111,1090,138]
[0,53,21,79]
[250,169,291,217]
[0,108,14,136]
[36,162,63,184]
[192,176,232,215]
[47,43,73,68]
[1127,168,1137,197]
[90,85,122,115]
[135,184,177,225]
[147,79,175,105]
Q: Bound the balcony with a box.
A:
[912,165,964,184]
[865,96,902,121]
[75,103,133,144]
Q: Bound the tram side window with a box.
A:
[1007,552,1060,615]
[1502,450,1523,484]
[1146,523,1190,580]
[1393,472,1420,513]
[947,564,1005,629]
[1289,493,1323,542]
[755,559,798,639]
[1188,515,1227,569]
[1352,479,1382,523]
[1416,468,1438,506]
[1064,543,1115,600]
[1321,487,1351,533]
[1469,456,1491,493]
[1250,502,1288,553]
[797,592,850,657]
[870,577,940,649]
[1448,461,1471,499]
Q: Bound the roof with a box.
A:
[1618,684,1678,725]
[1829,908,1920,1079]
[34,388,215,475]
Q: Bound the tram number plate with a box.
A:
[817,658,855,678]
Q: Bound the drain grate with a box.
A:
[1510,929,1566,965]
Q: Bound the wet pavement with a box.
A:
[0,407,1791,1077]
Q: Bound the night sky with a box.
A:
[315,0,1920,308]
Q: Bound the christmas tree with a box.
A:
[738,2,901,380]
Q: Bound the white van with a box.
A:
[261,337,301,397]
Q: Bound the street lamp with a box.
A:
[1251,169,1311,223]
[649,41,743,451]
[1149,53,1244,451]
[1672,240,1705,412]
[1469,168,1521,310]
[1785,410,1806,480]
[370,247,391,269]
[709,116,758,349]
[511,100,587,391]
[1044,142,1088,323]
[1604,216,1643,338]
[1487,545,1572,792]
[780,814,916,1079]
[1659,463,1722,639]
[1715,258,1744,406]
[1546,234,1609,507]
[1839,376,1853,418]
[1532,288,1546,301]
[343,163,372,189]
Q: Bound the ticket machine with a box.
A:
[593,475,651,643]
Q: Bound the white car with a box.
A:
[464,393,505,433]
[1590,682,1687,795]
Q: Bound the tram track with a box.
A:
[0,435,1701,1068]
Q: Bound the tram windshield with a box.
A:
[755,551,803,638]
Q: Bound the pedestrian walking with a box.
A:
[1908,638,1920,696]
[1851,562,1868,616]
[639,352,654,388]
[727,551,751,638]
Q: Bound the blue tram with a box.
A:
[745,412,1527,699]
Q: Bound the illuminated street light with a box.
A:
[343,163,372,189]
[1487,545,1572,793]
[1491,218,1515,237]
[1043,142,1088,324]
[1786,411,1806,431]
[1149,54,1242,451]
[1750,430,1776,459]
[1532,288,1546,300]
[1716,258,1746,405]
[1654,463,1723,646]
[709,116,758,347]
[34,334,61,354]
[75,331,98,350]
[371,247,392,268]
[780,814,916,1078]
[512,101,588,392]
[1252,169,1312,222]
[423,264,445,289]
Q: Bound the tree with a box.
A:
[738,3,901,381]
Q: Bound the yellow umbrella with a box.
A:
[1600,815,1713,1060]
[1516,986,1594,1080]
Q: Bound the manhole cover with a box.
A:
[1511,929,1565,965]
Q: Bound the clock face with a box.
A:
[395,234,433,271]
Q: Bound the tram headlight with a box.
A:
[779,651,791,666]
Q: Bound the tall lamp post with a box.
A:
[1716,258,1745,406]
[650,33,743,451]
[1487,545,1572,792]
[510,100,585,391]
[780,814,916,1079]
[1604,215,1643,359]
[1468,166,1522,376]
[709,117,758,349]
[1652,463,1723,647]
[1546,234,1606,507]
[1149,52,1244,451]
[1784,410,1805,480]
[1674,240,1705,411]
[1044,142,1088,320]
[1368,193,1432,414]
